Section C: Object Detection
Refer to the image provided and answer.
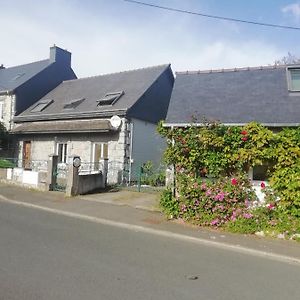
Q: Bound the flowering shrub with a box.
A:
[158,120,300,235]
[174,173,257,227]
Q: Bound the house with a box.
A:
[0,45,77,132]
[164,65,300,187]
[12,64,174,185]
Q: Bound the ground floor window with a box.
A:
[93,143,108,161]
[57,143,68,163]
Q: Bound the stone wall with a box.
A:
[0,94,15,131]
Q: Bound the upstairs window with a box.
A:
[288,68,300,91]
[63,98,85,109]
[97,91,124,106]
[31,99,53,113]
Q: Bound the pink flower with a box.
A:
[260,182,266,189]
[243,213,253,219]
[231,178,238,185]
[266,203,275,210]
[205,189,212,196]
[214,192,225,201]
[201,183,207,191]
[210,219,219,226]
[193,182,199,189]
[241,136,248,142]
[241,130,248,135]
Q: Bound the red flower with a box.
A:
[231,178,238,185]
[261,182,266,189]
[241,136,248,141]
[241,130,248,135]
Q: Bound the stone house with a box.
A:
[12,64,174,184]
[164,65,300,196]
[0,45,77,133]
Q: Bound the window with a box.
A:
[31,99,53,113]
[288,68,300,91]
[57,143,68,163]
[0,101,3,120]
[97,91,124,106]
[63,98,85,109]
[252,165,268,181]
[93,143,108,161]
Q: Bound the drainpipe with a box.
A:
[128,121,134,185]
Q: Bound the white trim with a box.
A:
[163,122,300,128]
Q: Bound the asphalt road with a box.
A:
[1,201,300,300]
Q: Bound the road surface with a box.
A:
[0,200,300,300]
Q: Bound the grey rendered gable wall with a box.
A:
[127,65,174,123]
[130,117,166,178]
[14,62,76,115]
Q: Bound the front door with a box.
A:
[23,141,31,169]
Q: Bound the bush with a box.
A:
[158,120,300,236]
[0,159,15,168]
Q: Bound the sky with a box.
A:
[1,0,300,77]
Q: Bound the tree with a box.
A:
[0,122,8,151]
[274,52,300,65]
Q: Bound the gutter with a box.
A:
[163,122,300,127]
[13,108,128,123]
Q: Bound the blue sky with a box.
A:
[1,0,300,77]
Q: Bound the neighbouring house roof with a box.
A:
[12,119,113,134]
[0,60,50,94]
[14,64,174,124]
[165,65,300,127]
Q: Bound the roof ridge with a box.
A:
[175,64,297,75]
[0,59,49,71]
[62,64,171,83]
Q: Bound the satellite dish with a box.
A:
[110,115,122,129]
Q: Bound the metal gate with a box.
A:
[53,163,68,191]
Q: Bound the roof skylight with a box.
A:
[97,91,124,106]
[63,98,85,109]
[30,99,53,113]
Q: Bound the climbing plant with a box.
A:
[157,120,300,232]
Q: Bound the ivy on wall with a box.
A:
[158,121,300,224]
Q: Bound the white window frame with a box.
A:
[92,143,108,161]
[56,143,68,163]
[287,67,300,92]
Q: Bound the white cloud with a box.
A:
[0,0,288,78]
[282,3,300,19]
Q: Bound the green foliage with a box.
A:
[140,161,166,186]
[160,189,179,219]
[158,120,300,235]
[0,122,8,147]
[0,159,15,168]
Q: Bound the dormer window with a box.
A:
[63,98,85,109]
[288,68,300,91]
[97,91,124,106]
[31,99,53,113]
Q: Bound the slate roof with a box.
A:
[0,60,49,93]
[166,65,300,126]
[15,64,172,122]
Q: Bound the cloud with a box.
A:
[282,3,300,19]
[0,0,288,78]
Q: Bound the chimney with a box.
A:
[0,64,5,69]
[49,44,72,66]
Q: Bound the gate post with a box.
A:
[66,155,81,197]
[47,154,58,191]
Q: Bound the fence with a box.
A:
[109,161,167,193]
